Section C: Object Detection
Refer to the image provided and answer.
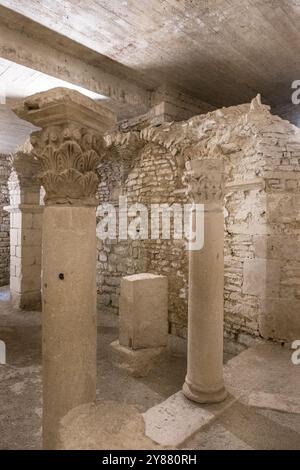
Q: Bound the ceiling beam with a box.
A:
[0,5,154,116]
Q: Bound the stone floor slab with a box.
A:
[247,391,300,415]
[224,343,300,403]
[183,423,253,450]
[143,391,234,447]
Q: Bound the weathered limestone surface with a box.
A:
[99,95,300,346]
[42,205,97,448]
[0,154,10,286]
[111,273,168,377]
[6,149,42,309]
[143,391,229,447]
[13,87,116,449]
[110,340,166,378]
[119,273,168,349]
[182,158,227,404]
[97,139,188,336]
[119,85,214,131]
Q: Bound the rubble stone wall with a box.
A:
[98,98,300,345]
[0,154,10,286]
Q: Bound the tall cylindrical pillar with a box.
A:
[182,158,227,404]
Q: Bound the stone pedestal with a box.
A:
[119,273,168,349]
[13,87,116,449]
[6,151,42,310]
[111,273,168,377]
[110,340,165,377]
[182,159,227,404]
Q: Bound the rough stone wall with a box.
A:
[123,142,189,337]
[255,121,300,342]
[0,154,10,286]
[97,157,145,315]
[96,143,188,335]
[97,97,300,345]
[222,105,300,346]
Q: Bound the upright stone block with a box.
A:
[111,273,168,377]
[119,273,168,349]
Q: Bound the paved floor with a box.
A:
[1,285,300,450]
[142,343,300,450]
[0,286,190,449]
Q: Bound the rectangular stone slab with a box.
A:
[142,391,215,447]
[119,273,168,349]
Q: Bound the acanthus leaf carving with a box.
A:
[184,158,224,204]
[31,125,103,206]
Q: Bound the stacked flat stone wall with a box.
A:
[0,154,10,286]
[223,107,300,346]
[97,98,300,345]
[97,143,188,333]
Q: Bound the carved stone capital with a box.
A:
[7,145,42,208]
[30,126,103,206]
[184,158,224,204]
[9,142,40,190]
[13,88,116,206]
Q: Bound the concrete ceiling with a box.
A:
[0,0,299,124]
[0,57,107,154]
[0,104,36,155]
[0,57,106,103]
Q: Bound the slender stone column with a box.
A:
[182,158,227,404]
[13,88,116,449]
[6,150,43,310]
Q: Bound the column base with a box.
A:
[110,340,165,378]
[182,379,227,404]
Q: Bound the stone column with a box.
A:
[6,150,43,310]
[182,158,227,404]
[13,88,116,449]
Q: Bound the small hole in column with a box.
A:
[58,273,64,280]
